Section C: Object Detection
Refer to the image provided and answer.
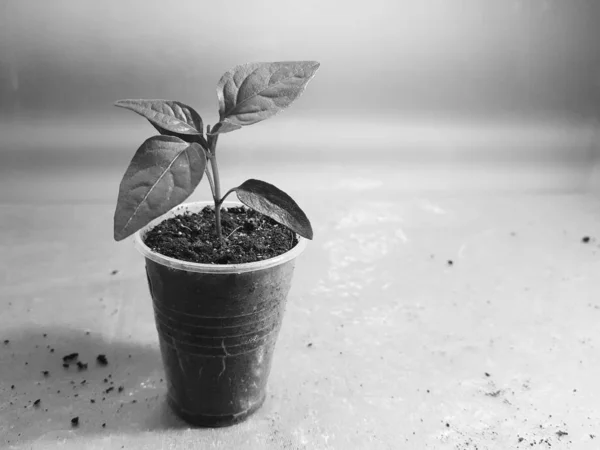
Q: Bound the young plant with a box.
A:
[113,61,320,244]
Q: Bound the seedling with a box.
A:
[113,61,320,242]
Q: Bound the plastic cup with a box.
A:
[134,201,307,427]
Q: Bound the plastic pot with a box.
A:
[134,201,307,427]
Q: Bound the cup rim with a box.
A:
[133,201,308,274]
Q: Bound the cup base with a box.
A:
[167,393,266,427]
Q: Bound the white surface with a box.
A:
[1,166,600,449]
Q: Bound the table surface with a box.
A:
[1,163,600,449]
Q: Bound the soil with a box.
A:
[62,353,78,363]
[143,206,298,264]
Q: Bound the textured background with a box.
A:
[2,0,600,117]
[1,0,600,199]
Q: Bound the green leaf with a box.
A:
[217,61,320,127]
[114,99,203,135]
[150,122,203,143]
[210,119,243,135]
[233,179,313,240]
[113,135,206,241]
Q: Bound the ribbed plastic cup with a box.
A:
[134,201,307,427]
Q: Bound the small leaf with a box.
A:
[233,179,313,239]
[210,119,243,135]
[113,135,206,241]
[217,61,320,127]
[114,99,203,135]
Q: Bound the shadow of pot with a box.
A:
[134,201,307,427]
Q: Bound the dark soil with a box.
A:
[62,353,78,363]
[143,206,298,264]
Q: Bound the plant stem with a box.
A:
[217,187,236,207]
[207,126,222,240]
[204,165,215,199]
[211,155,222,239]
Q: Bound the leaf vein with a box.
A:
[224,63,318,120]
[121,144,187,234]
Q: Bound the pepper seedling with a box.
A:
[113,61,319,242]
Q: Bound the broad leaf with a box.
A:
[233,179,313,240]
[210,119,242,135]
[217,61,320,127]
[150,122,203,143]
[114,99,203,135]
[114,135,206,241]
